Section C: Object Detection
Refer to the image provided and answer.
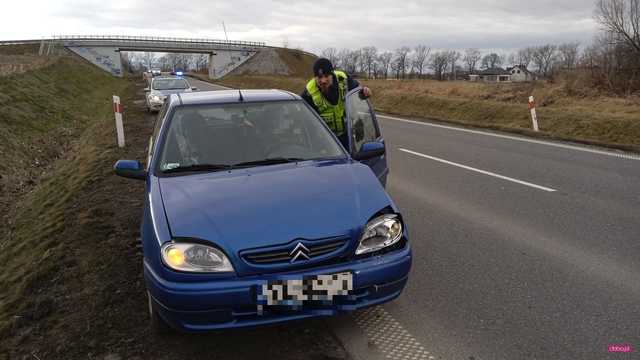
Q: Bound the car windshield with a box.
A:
[157,101,346,173]
[153,79,188,90]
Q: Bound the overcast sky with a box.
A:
[3,0,598,54]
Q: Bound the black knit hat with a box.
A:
[313,58,334,76]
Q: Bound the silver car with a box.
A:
[145,76,197,112]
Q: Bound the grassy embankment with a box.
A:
[218,75,640,152]
[0,55,146,358]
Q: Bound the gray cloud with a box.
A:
[5,0,598,53]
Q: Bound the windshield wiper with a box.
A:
[162,163,231,174]
[232,157,306,168]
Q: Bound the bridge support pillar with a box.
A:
[208,53,216,79]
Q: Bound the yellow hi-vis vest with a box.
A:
[306,70,348,135]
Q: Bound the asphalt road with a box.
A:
[187,76,229,91]
[377,115,640,360]
[185,76,639,359]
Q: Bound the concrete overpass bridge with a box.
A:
[35,35,267,79]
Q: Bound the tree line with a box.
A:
[321,44,586,81]
[322,0,639,93]
[122,52,210,73]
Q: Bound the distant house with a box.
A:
[469,68,512,83]
[507,65,536,82]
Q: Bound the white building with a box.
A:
[508,65,536,82]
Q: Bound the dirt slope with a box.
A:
[226,47,317,78]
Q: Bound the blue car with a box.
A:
[114,88,411,331]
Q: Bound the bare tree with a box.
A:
[393,46,411,79]
[337,49,360,74]
[463,48,482,73]
[142,52,157,70]
[446,50,461,79]
[481,53,503,69]
[121,52,135,73]
[516,47,535,68]
[595,0,640,53]
[407,52,418,78]
[378,52,393,79]
[532,44,558,77]
[348,50,361,74]
[429,51,449,81]
[506,52,518,67]
[360,46,378,78]
[157,55,169,71]
[356,49,367,75]
[558,42,581,69]
[412,45,431,78]
[167,53,179,70]
[321,47,339,65]
[336,48,351,71]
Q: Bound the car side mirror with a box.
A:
[353,141,385,161]
[114,160,146,180]
[191,87,198,91]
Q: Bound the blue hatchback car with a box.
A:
[114,88,411,331]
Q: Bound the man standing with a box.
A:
[301,58,371,146]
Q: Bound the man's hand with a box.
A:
[361,86,372,98]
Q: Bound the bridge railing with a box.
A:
[52,35,266,48]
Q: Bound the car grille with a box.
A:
[243,238,348,265]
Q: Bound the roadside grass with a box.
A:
[217,75,640,152]
[0,55,135,354]
[0,43,39,55]
[273,48,316,77]
[220,74,307,92]
[0,56,125,218]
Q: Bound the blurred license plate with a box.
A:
[257,272,353,308]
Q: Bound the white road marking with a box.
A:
[399,148,557,192]
[379,115,640,161]
[354,306,436,360]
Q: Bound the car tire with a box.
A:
[147,291,172,334]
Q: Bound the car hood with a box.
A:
[151,88,191,97]
[158,160,392,255]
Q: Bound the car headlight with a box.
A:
[161,242,234,273]
[355,214,403,255]
[150,95,161,102]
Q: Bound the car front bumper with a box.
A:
[144,245,411,331]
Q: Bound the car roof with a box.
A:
[153,76,186,81]
[169,89,300,106]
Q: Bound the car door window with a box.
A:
[346,91,380,153]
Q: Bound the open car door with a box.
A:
[345,87,389,187]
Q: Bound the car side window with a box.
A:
[347,93,379,153]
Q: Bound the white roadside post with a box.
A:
[528,96,539,132]
[113,95,125,148]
